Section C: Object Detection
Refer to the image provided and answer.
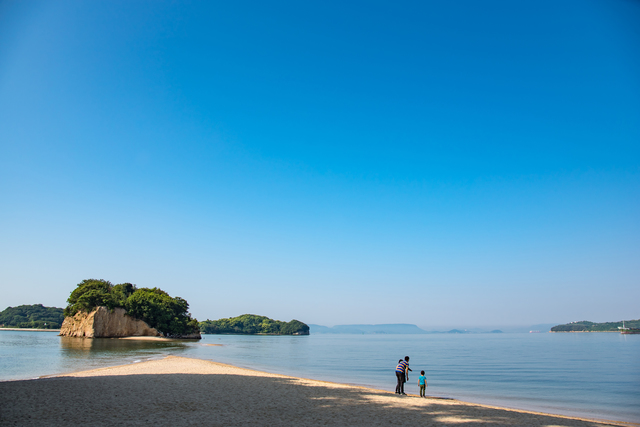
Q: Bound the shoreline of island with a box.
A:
[0,355,634,427]
[549,330,621,333]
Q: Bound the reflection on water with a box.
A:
[0,331,202,381]
[52,337,199,378]
[58,337,192,367]
[60,337,188,354]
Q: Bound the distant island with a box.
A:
[309,324,507,334]
[60,279,201,338]
[200,314,309,335]
[0,304,64,329]
[310,324,428,334]
[551,319,640,332]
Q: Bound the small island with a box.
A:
[60,279,201,339]
[551,319,640,332]
[200,314,309,335]
[0,304,64,329]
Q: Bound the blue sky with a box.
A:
[1,0,638,327]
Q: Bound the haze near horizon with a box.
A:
[1,0,638,328]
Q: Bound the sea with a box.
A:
[1,330,638,423]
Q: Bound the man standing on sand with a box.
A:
[395,356,412,395]
[395,359,403,394]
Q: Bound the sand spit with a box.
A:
[117,336,176,341]
[0,356,634,427]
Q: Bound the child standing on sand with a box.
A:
[418,370,427,397]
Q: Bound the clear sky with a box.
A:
[1,0,638,328]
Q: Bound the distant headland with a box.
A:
[200,314,309,335]
[0,304,64,329]
[309,324,506,334]
[550,319,640,332]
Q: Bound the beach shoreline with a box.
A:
[0,355,634,427]
[117,336,179,341]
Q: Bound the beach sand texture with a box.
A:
[0,356,632,427]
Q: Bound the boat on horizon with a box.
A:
[618,321,640,335]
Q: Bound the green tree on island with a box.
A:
[200,314,309,335]
[64,279,200,337]
[551,319,640,332]
[0,304,64,329]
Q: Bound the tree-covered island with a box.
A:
[0,304,64,329]
[64,279,200,337]
[551,319,640,332]
[200,314,309,335]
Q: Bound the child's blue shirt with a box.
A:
[418,375,426,385]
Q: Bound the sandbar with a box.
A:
[117,336,177,341]
[0,356,634,426]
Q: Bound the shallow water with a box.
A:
[1,330,638,423]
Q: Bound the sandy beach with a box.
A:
[0,356,633,427]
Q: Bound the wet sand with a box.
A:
[0,356,634,426]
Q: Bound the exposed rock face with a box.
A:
[59,306,162,338]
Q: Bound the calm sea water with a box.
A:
[1,331,638,423]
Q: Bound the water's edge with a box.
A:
[2,331,638,423]
[30,354,634,426]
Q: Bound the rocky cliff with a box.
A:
[59,306,162,338]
